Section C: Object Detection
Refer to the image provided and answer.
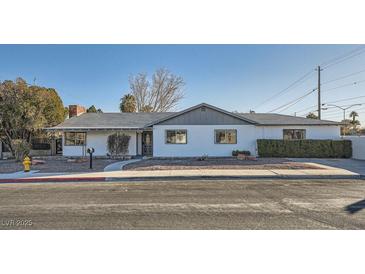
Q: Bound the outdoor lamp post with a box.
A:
[322,103,362,121]
[321,103,362,136]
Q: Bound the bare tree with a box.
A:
[128,68,185,112]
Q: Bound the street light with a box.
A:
[321,103,362,136]
[321,103,362,121]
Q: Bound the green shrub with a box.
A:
[232,150,251,156]
[257,139,352,158]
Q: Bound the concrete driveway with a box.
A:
[291,158,365,176]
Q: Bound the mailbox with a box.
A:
[87,147,95,169]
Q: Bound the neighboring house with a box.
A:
[47,103,342,157]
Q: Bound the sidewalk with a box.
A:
[0,162,361,183]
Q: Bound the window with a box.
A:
[215,129,237,144]
[283,129,306,140]
[31,138,51,150]
[64,132,86,146]
[165,130,187,144]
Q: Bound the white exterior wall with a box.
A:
[153,125,341,157]
[62,131,137,157]
[255,125,341,140]
[61,125,341,158]
[153,125,257,157]
[343,136,365,160]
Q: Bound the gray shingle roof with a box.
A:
[48,104,341,130]
[49,112,173,130]
[238,113,341,126]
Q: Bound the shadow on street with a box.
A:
[345,199,365,214]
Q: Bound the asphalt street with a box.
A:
[0,179,365,229]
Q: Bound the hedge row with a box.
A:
[257,139,352,158]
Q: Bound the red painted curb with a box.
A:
[0,177,106,183]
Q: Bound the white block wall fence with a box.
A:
[343,136,365,160]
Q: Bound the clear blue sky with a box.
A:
[1,45,365,124]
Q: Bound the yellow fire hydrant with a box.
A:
[23,156,31,172]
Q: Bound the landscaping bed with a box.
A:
[123,157,323,171]
[0,157,119,173]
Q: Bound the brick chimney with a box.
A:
[68,105,86,118]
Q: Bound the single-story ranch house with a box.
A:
[47,103,342,157]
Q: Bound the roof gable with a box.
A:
[146,103,258,126]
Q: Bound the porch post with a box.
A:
[136,132,139,156]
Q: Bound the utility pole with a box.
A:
[317,66,322,120]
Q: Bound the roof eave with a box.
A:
[45,127,150,131]
[255,123,342,126]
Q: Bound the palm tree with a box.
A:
[349,111,360,134]
[120,94,137,112]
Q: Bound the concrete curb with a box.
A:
[0,174,362,184]
[105,174,363,181]
[0,177,106,184]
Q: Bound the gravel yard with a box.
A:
[0,157,119,173]
[123,157,323,171]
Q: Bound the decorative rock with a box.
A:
[75,158,88,163]
[246,156,258,161]
[31,159,46,165]
[237,154,246,160]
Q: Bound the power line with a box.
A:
[254,69,315,110]
[296,104,317,113]
[258,46,365,114]
[321,45,365,69]
[321,104,365,120]
[322,68,365,85]
[323,49,365,69]
[298,101,365,116]
[302,105,365,117]
[326,102,365,108]
[293,95,365,115]
[268,88,316,113]
[320,46,365,66]
[322,79,365,93]
[325,95,365,104]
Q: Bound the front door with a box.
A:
[142,132,153,156]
